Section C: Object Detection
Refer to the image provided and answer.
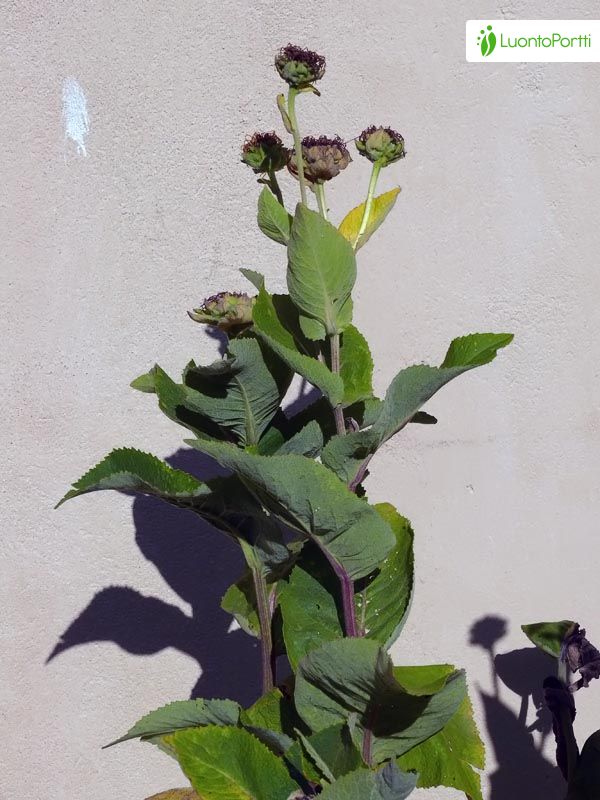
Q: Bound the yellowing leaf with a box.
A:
[339,187,401,250]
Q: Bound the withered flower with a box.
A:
[275,44,326,89]
[288,135,351,184]
[241,132,289,174]
[188,292,255,335]
[561,624,600,690]
[356,126,406,167]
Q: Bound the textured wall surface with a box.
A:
[3,1,600,798]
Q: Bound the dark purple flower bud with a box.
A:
[356,126,406,166]
[275,44,326,88]
[188,292,255,334]
[288,135,351,184]
[241,132,289,174]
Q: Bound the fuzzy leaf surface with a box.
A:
[287,204,356,336]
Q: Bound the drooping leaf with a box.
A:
[184,440,396,581]
[253,286,344,406]
[221,571,261,638]
[287,204,356,336]
[522,620,577,658]
[397,695,485,800]
[322,332,513,484]
[340,325,374,405]
[145,791,199,800]
[317,762,418,800]
[285,723,363,783]
[171,725,298,800]
[567,730,600,800]
[280,544,344,670]
[106,698,240,747]
[257,186,292,245]
[183,336,291,446]
[356,503,413,647]
[294,638,466,763]
[338,188,401,251]
[56,448,210,508]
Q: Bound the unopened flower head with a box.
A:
[355,126,405,166]
[188,292,255,333]
[288,135,351,184]
[275,44,326,88]
[241,132,289,174]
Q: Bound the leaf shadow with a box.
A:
[469,615,564,800]
[48,448,261,706]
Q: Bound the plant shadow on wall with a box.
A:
[469,615,563,800]
[48,448,262,706]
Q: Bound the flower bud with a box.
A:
[288,135,351,184]
[241,132,289,174]
[355,126,405,166]
[275,44,326,89]
[188,292,255,334]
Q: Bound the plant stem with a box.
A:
[329,332,346,436]
[252,565,275,693]
[268,168,284,206]
[324,551,358,638]
[287,88,308,205]
[315,182,328,220]
[353,162,381,248]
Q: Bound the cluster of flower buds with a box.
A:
[188,292,255,334]
[241,132,289,175]
[275,44,326,89]
[288,135,351,184]
[355,126,406,167]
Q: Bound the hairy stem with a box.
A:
[315,182,328,220]
[252,565,275,693]
[329,332,346,436]
[287,88,308,205]
[268,168,284,206]
[353,162,381,248]
[322,548,357,637]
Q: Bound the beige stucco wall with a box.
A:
[3,1,600,797]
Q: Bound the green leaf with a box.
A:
[183,336,291,446]
[294,638,466,763]
[221,572,261,638]
[171,725,298,800]
[280,545,343,670]
[106,698,240,747]
[145,791,199,800]
[131,370,157,393]
[240,268,265,291]
[338,188,401,251]
[253,286,344,405]
[568,730,600,800]
[185,440,395,581]
[276,420,323,457]
[287,204,356,336]
[317,763,418,799]
[257,187,292,245]
[286,724,363,783]
[397,696,484,800]
[393,664,456,696]
[522,620,577,658]
[56,448,210,508]
[241,688,300,737]
[340,325,374,405]
[322,332,513,484]
[356,503,413,647]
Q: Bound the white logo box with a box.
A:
[466,20,600,62]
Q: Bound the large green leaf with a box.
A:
[171,726,298,800]
[568,730,600,800]
[56,448,210,508]
[286,723,362,783]
[338,188,401,251]
[317,762,417,800]
[397,696,484,800]
[184,440,395,581]
[356,503,413,647]
[253,285,344,405]
[340,325,374,405]
[322,332,513,484]
[257,186,292,245]
[522,620,577,658]
[279,545,344,670]
[182,336,291,446]
[240,688,302,755]
[287,204,356,337]
[106,698,240,747]
[294,638,466,764]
